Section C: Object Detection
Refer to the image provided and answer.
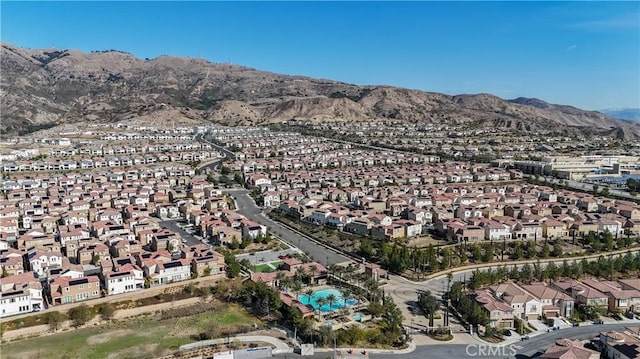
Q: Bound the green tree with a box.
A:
[418,290,439,327]
[441,248,452,270]
[326,293,338,312]
[552,241,563,257]
[591,236,603,252]
[98,303,115,321]
[45,311,65,331]
[482,243,494,263]
[460,248,469,264]
[514,242,524,260]
[526,240,536,259]
[603,231,614,252]
[68,304,94,328]
[367,301,385,318]
[471,245,482,263]
[225,254,241,278]
[304,288,314,304]
[541,242,550,258]
[228,237,240,250]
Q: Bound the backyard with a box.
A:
[1,302,259,359]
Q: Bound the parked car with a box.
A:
[572,322,580,327]
[521,335,530,341]
[593,320,603,325]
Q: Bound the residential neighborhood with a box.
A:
[1,122,640,359]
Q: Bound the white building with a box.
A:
[104,269,144,295]
[0,273,44,317]
[28,250,64,277]
[145,259,191,286]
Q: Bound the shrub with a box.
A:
[67,304,94,328]
[98,303,115,321]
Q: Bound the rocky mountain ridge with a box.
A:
[2,43,638,139]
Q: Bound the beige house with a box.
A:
[542,220,567,239]
[521,282,574,318]
[474,290,515,328]
[49,275,101,305]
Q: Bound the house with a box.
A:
[240,220,267,240]
[104,268,144,295]
[27,248,64,277]
[1,248,25,276]
[279,292,314,319]
[552,280,609,307]
[144,259,191,286]
[618,278,640,311]
[77,243,111,265]
[0,272,44,317]
[581,278,640,314]
[599,327,640,359]
[521,282,574,318]
[512,222,543,240]
[454,225,485,243]
[473,289,515,328]
[344,218,372,236]
[491,282,543,320]
[483,221,512,241]
[191,252,225,277]
[543,220,567,239]
[49,275,101,305]
[540,339,599,359]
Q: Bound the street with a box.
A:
[225,189,351,266]
[159,219,205,247]
[272,323,633,359]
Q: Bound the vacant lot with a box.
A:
[2,303,258,359]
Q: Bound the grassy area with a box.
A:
[254,263,275,273]
[253,261,283,273]
[2,303,259,359]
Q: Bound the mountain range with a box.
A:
[2,43,638,139]
[600,108,640,122]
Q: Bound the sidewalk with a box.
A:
[315,339,416,355]
[180,335,293,354]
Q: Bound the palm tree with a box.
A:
[316,297,328,318]
[342,287,353,307]
[304,288,314,304]
[291,280,303,300]
[326,293,338,313]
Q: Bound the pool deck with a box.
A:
[298,284,371,331]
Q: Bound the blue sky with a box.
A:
[2,1,639,110]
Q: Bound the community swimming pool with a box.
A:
[298,288,358,312]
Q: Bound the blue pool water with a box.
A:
[353,314,362,322]
[298,288,358,312]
